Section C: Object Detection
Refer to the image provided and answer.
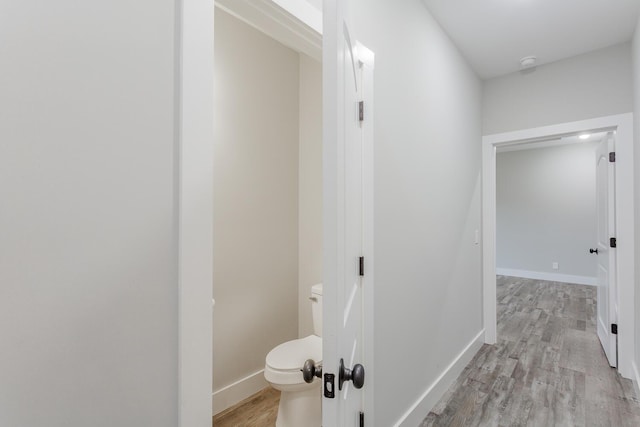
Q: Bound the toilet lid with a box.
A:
[266,335,322,371]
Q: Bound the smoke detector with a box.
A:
[520,56,537,69]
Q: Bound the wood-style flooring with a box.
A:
[212,386,279,427]
[213,277,640,426]
[421,276,640,427]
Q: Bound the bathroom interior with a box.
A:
[212,4,324,426]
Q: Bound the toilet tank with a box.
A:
[311,283,323,337]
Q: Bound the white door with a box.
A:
[323,1,374,425]
[595,133,617,367]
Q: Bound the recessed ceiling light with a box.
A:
[579,134,590,140]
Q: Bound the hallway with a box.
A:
[421,276,640,426]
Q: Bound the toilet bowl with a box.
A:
[265,335,322,426]
[265,283,323,427]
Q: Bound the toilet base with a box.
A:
[275,382,321,427]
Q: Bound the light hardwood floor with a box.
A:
[212,387,279,427]
[421,276,640,426]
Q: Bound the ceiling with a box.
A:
[421,0,640,79]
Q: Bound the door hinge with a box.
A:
[612,324,618,335]
[323,373,335,398]
[359,101,364,122]
[610,237,617,248]
[360,411,364,427]
[609,152,616,162]
[359,256,364,276]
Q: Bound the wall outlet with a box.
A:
[552,262,559,270]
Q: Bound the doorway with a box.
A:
[481,113,635,379]
[211,3,323,419]
[178,2,376,425]
[495,135,602,286]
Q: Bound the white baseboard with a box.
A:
[496,268,596,286]
[393,330,485,427]
[632,362,640,399]
[212,369,268,416]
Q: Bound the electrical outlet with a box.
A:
[552,262,559,270]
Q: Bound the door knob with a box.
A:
[589,248,598,254]
[302,359,322,383]
[338,358,365,390]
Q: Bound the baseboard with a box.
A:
[496,268,596,286]
[632,362,640,399]
[393,330,485,427]
[212,369,268,416]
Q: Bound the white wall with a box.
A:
[483,43,633,135]
[213,8,299,403]
[351,1,483,425]
[497,143,598,282]
[0,1,178,426]
[632,15,640,386]
[298,55,323,338]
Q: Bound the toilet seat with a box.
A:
[265,335,322,385]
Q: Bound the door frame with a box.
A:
[481,113,635,379]
[359,44,375,427]
[177,1,215,426]
[177,0,375,424]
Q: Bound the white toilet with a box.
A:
[264,283,323,427]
